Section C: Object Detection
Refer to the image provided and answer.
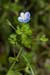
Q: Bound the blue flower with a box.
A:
[18,12,30,23]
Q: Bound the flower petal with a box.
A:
[18,17,23,22]
[23,17,30,23]
[20,12,25,17]
[25,12,30,19]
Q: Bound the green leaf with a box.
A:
[7,70,15,75]
[39,35,48,42]
[9,34,16,44]
[7,70,22,75]
[9,57,16,63]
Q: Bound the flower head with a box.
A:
[18,12,30,23]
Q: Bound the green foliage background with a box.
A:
[0,0,50,75]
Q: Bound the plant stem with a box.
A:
[22,55,34,75]
[7,20,16,31]
[16,47,23,60]
[7,47,23,75]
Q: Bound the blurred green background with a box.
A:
[0,0,50,75]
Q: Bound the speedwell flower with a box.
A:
[18,12,30,23]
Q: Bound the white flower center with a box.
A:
[20,12,25,19]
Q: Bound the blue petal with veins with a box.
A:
[23,17,30,23]
[25,12,30,18]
